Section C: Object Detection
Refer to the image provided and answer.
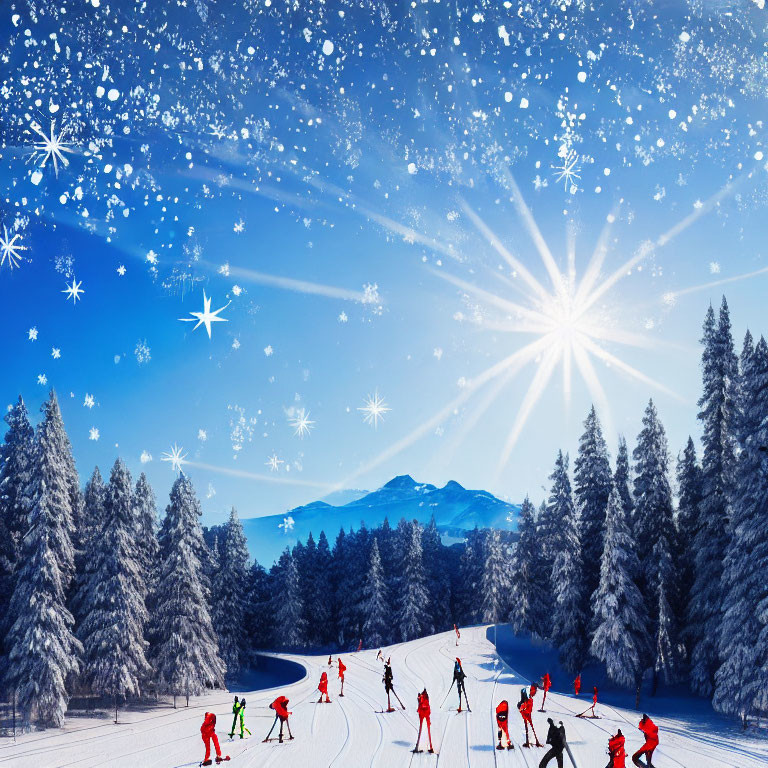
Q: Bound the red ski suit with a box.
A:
[632,717,659,763]
[415,691,433,751]
[201,712,222,762]
[608,732,626,768]
[519,697,534,724]
[338,659,346,680]
[541,673,551,707]
[271,696,290,719]
[495,700,511,746]
[318,672,329,694]
[574,675,581,696]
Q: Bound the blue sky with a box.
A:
[1,1,767,530]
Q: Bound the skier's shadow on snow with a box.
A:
[470,744,495,752]
[393,740,412,747]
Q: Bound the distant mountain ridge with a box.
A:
[241,474,520,566]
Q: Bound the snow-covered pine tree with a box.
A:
[211,508,250,676]
[397,521,431,642]
[77,459,151,715]
[713,335,768,725]
[272,547,306,649]
[3,391,82,726]
[633,399,682,686]
[614,436,635,526]
[480,528,509,625]
[314,531,334,646]
[71,467,106,630]
[0,395,34,565]
[675,436,702,648]
[297,533,319,646]
[573,406,613,608]
[134,472,159,603]
[508,497,549,639]
[457,527,484,625]
[590,484,649,706]
[547,451,588,672]
[361,537,390,648]
[423,516,451,634]
[243,560,272,649]
[150,474,225,705]
[689,298,738,696]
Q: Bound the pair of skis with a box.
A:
[439,680,472,712]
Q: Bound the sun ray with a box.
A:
[577,246,647,317]
[661,264,768,302]
[571,342,612,431]
[185,460,335,489]
[459,199,552,303]
[573,202,622,306]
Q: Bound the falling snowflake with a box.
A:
[134,339,151,364]
[83,393,95,408]
[434,347,443,361]
[265,453,284,471]
[232,338,241,350]
[140,450,153,464]
[179,290,231,338]
[358,390,391,429]
[0,225,26,270]
[232,285,242,296]
[62,278,84,303]
[552,146,582,192]
[89,427,100,441]
[37,374,47,386]
[29,118,74,177]
[206,483,217,499]
[264,345,274,357]
[233,219,245,233]
[709,261,721,274]
[198,429,208,441]
[161,443,188,472]
[117,265,126,276]
[289,408,315,439]
[51,348,61,359]
[146,250,159,266]
[338,311,348,323]
[28,327,38,341]
[279,515,296,533]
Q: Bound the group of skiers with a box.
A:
[197,659,660,767]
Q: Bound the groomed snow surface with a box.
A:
[3,625,767,768]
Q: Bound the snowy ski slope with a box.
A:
[2,625,767,768]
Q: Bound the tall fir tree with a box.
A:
[151,474,225,705]
[633,399,682,686]
[508,497,549,639]
[397,522,430,642]
[243,561,272,649]
[714,336,768,724]
[211,508,250,676]
[3,391,82,726]
[361,537,390,648]
[547,451,588,672]
[676,436,702,653]
[689,298,738,696]
[480,528,509,624]
[134,472,158,604]
[77,459,151,709]
[573,406,613,608]
[314,531,334,645]
[591,484,649,704]
[614,436,635,526]
[272,548,305,649]
[422,516,451,634]
[457,527,484,625]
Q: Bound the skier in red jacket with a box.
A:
[318,671,331,703]
[519,690,543,748]
[540,673,552,711]
[495,700,513,750]
[632,714,659,767]
[338,658,347,697]
[413,688,434,754]
[606,729,626,768]
[263,695,293,743]
[573,674,581,696]
[454,623,461,646]
[578,686,598,718]
[200,712,228,765]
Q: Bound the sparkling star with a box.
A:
[30,119,74,177]
[265,453,284,471]
[0,226,26,270]
[179,290,231,339]
[358,390,391,429]
[161,443,188,473]
[289,408,315,439]
[62,278,84,303]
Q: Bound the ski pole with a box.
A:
[391,687,406,710]
[462,687,472,712]
[439,680,455,708]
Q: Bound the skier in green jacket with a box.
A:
[228,696,246,739]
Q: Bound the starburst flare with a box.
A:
[161,443,188,473]
[179,290,231,338]
[289,408,315,439]
[0,225,27,270]
[358,390,391,429]
[30,119,74,177]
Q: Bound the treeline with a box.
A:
[495,297,768,726]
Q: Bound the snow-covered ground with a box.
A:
[2,625,767,768]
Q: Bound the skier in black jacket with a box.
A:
[453,658,469,712]
[539,718,566,768]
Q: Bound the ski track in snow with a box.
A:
[2,626,767,768]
